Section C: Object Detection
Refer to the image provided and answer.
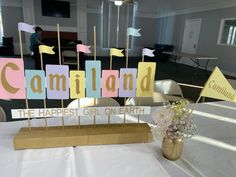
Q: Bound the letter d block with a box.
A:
[136,62,156,97]
[46,65,69,99]
[0,58,25,99]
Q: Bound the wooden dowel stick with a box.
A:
[18,31,23,59]
[137,99,141,124]
[190,96,202,116]
[57,24,64,128]
[126,35,129,68]
[142,55,144,62]
[77,52,81,128]
[93,26,97,128]
[40,52,48,129]
[123,98,127,124]
[93,98,96,128]
[61,100,64,129]
[57,24,62,65]
[94,26,96,60]
[110,54,112,70]
[40,53,43,70]
[108,54,113,126]
[124,34,130,124]
[25,97,31,132]
[19,30,31,131]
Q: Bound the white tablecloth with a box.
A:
[0,101,236,177]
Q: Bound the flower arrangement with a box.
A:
[152,99,198,141]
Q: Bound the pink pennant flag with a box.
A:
[142,48,155,57]
[76,44,91,54]
[18,22,35,33]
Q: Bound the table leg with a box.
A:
[174,56,179,72]
[191,59,200,82]
[205,59,210,77]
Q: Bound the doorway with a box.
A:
[181,18,202,54]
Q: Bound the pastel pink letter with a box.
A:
[102,70,119,97]
[0,58,25,99]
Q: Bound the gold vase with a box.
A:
[162,136,183,161]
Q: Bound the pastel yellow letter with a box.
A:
[70,71,85,98]
[136,62,156,97]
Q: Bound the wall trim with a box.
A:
[38,25,77,32]
[87,1,236,19]
[135,11,158,19]
[1,0,22,7]
[87,8,101,14]
[155,0,236,19]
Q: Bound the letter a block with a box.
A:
[25,70,46,99]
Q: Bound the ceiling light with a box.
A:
[114,1,123,6]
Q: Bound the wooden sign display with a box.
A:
[1,23,157,150]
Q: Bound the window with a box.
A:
[0,7,3,43]
[101,1,136,49]
[218,18,236,46]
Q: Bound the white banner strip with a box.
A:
[11,106,151,119]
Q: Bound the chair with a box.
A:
[67,98,120,108]
[125,92,169,106]
[154,79,183,102]
[0,107,6,122]
[62,50,77,66]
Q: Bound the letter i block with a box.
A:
[0,58,25,99]
[70,70,85,98]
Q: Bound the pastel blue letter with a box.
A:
[85,60,101,98]
[25,70,46,99]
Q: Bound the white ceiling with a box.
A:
[136,0,234,13]
[87,0,236,15]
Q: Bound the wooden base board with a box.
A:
[13,123,153,150]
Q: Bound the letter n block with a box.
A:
[119,68,137,97]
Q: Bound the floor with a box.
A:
[0,55,234,121]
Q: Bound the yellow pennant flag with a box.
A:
[110,48,124,57]
[39,45,55,55]
[200,67,236,102]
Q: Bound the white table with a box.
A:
[0,101,236,177]
[163,51,217,81]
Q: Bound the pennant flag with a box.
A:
[18,22,35,33]
[39,45,55,55]
[200,67,236,102]
[110,48,124,57]
[76,44,91,53]
[127,28,141,37]
[142,48,155,57]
